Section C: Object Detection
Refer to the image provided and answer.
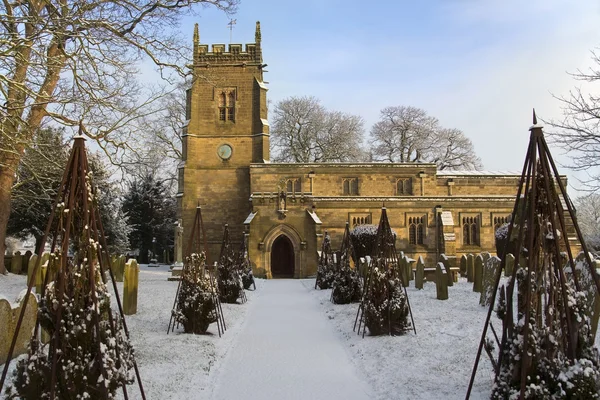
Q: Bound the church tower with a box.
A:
[178,21,269,260]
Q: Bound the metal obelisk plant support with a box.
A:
[167,205,226,336]
[315,230,334,289]
[465,111,600,399]
[353,206,417,337]
[0,135,146,399]
[330,222,360,303]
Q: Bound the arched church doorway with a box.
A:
[270,235,295,278]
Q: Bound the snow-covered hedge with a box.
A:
[351,225,396,261]
[331,267,362,304]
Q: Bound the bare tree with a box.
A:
[547,49,600,191]
[270,96,366,162]
[369,106,482,170]
[0,0,238,274]
[575,193,600,255]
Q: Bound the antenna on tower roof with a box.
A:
[228,19,237,44]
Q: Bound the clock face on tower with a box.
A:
[217,144,233,160]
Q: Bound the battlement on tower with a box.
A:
[193,21,263,65]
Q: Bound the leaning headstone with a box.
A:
[505,253,515,277]
[436,262,449,300]
[10,251,22,274]
[473,255,483,293]
[440,254,453,287]
[415,256,425,290]
[467,254,475,283]
[480,256,501,306]
[0,291,38,364]
[124,258,139,315]
[22,251,32,276]
[460,254,467,277]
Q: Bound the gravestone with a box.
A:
[0,292,38,364]
[473,255,483,293]
[460,254,467,277]
[116,255,126,282]
[415,256,425,290]
[36,252,51,294]
[480,256,501,306]
[399,256,410,287]
[505,253,515,277]
[407,257,416,282]
[27,254,38,288]
[22,251,32,276]
[481,252,491,264]
[10,251,22,274]
[467,254,475,283]
[440,254,453,287]
[124,259,139,315]
[436,262,449,300]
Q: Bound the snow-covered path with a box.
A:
[212,279,373,400]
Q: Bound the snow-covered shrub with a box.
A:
[217,252,243,304]
[331,267,362,304]
[315,258,336,290]
[5,255,135,399]
[363,262,411,336]
[174,252,218,334]
[492,280,600,399]
[240,262,254,290]
[315,232,336,290]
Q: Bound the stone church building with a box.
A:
[177,22,524,278]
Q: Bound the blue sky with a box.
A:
[173,0,600,194]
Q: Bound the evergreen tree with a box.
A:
[122,173,176,263]
[8,128,130,254]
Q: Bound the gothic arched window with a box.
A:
[409,216,425,245]
[463,216,480,246]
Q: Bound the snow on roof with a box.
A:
[243,211,258,225]
[307,209,322,224]
[261,118,270,126]
[436,170,521,176]
[256,80,268,90]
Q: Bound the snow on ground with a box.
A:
[2,269,600,399]
[212,280,372,400]
[303,277,496,400]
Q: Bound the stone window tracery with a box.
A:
[396,178,412,195]
[218,89,236,122]
[343,178,359,195]
[408,216,425,245]
[350,213,372,228]
[493,215,510,232]
[463,216,480,246]
[285,178,301,194]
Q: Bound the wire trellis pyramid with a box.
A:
[167,205,226,336]
[466,111,600,398]
[0,135,145,399]
[353,206,417,337]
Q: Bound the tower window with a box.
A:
[218,89,236,122]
